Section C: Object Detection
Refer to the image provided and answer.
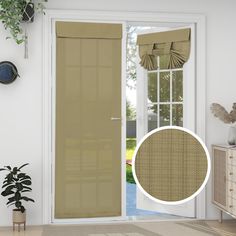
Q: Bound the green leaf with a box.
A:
[4,166,11,170]
[7,173,13,182]
[21,190,30,193]
[5,185,15,193]
[21,186,32,191]
[24,175,31,180]
[17,173,26,178]
[20,180,31,185]
[19,175,31,181]
[21,196,34,202]
[2,182,13,188]
[18,163,29,170]
[7,196,16,205]
[12,167,18,175]
[1,190,14,197]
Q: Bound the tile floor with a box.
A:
[0,221,235,236]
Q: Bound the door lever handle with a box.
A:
[111,117,121,121]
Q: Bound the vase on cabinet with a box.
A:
[227,125,236,145]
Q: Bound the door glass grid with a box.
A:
[147,56,183,132]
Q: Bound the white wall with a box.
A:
[0,0,236,226]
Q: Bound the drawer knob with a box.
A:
[229,189,234,192]
[229,205,233,208]
[229,156,233,159]
[229,172,233,175]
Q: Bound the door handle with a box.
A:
[111,117,121,121]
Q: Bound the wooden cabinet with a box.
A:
[212,145,236,221]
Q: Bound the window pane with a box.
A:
[148,104,157,132]
[160,72,170,102]
[148,72,157,103]
[172,71,183,102]
[160,104,170,126]
[172,104,183,126]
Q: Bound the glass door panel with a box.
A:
[147,57,184,129]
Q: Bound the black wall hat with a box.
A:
[0,61,19,84]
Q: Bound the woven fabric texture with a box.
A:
[55,22,122,218]
[135,129,208,201]
[213,149,226,207]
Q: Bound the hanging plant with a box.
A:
[0,0,47,44]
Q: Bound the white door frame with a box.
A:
[43,9,206,224]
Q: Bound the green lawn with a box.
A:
[126,138,136,160]
[126,138,136,184]
[126,164,136,184]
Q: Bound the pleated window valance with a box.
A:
[56,22,122,39]
[137,28,191,70]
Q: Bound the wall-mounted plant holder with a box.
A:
[22,2,35,23]
[22,2,35,59]
[0,0,47,58]
[0,62,19,84]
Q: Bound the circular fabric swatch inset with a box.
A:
[133,127,210,204]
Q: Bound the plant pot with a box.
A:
[22,2,34,22]
[12,209,26,223]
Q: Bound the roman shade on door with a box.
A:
[136,28,191,70]
[55,21,122,218]
[136,26,195,217]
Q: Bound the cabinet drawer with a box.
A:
[227,165,236,182]
[229,151,236,166]
[227,181,236,199]
[227,197,236,216]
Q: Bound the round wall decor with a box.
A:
[0,61,19,84]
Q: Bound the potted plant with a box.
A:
[211,103,236,145]
[0,163,34,228]
[0,0,47,44]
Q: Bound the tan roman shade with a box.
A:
[56,21,122,39]
[55,21,122,218]
[137,28,191,70]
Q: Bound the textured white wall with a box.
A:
[0,0,235,226]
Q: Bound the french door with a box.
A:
[54,21,124,219]
[136,25,196,217]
